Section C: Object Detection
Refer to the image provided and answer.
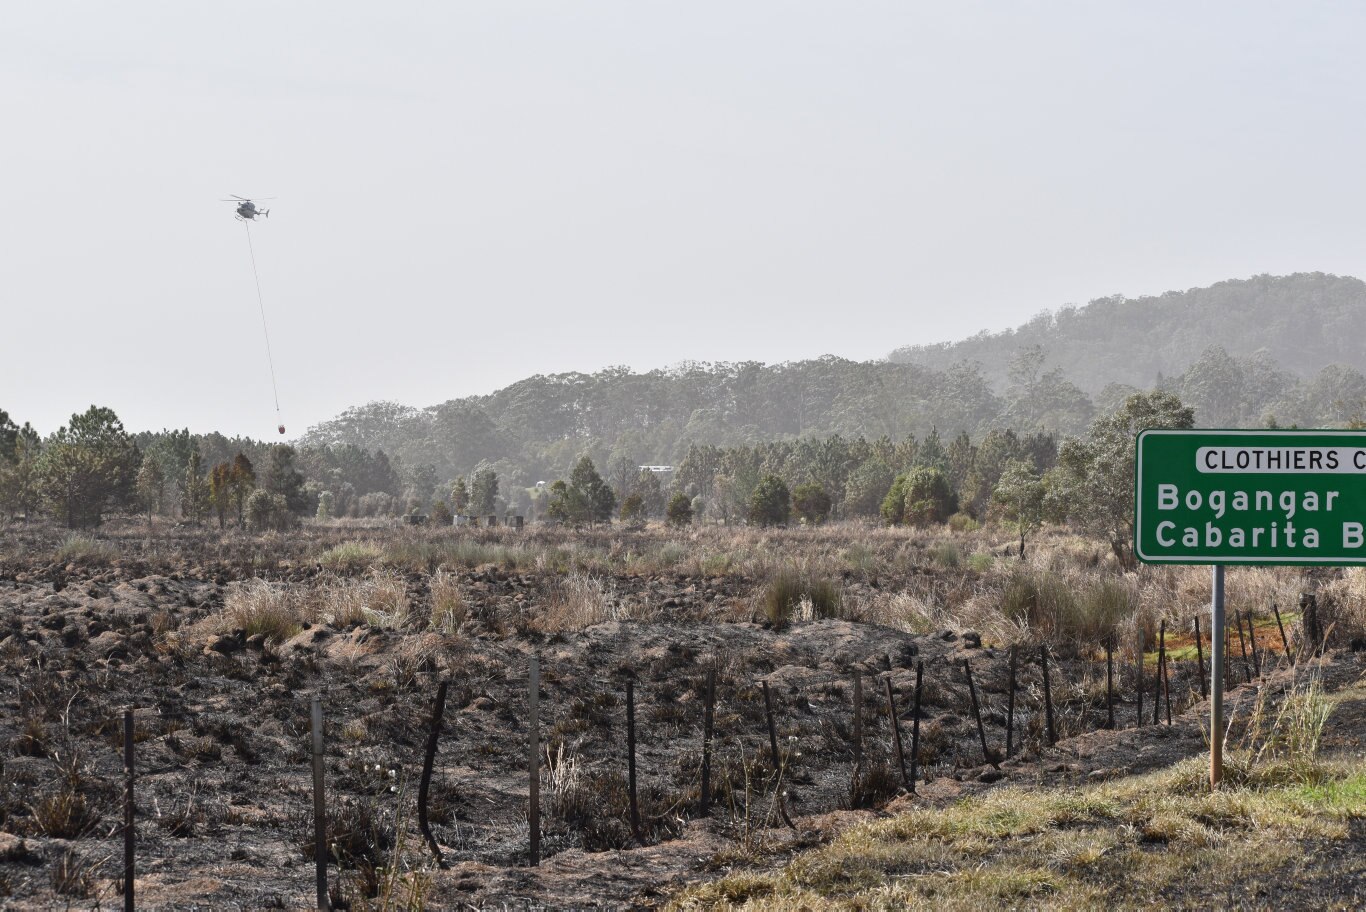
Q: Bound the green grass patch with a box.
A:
[316,540,383,573]
[967,552,994,572]
[668,757,1366,910]
[1290,770,1366,813]
[927,541,960,568]
[53,534,118,566]
[1151,613,1299,665]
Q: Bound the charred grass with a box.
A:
[1,518,1362,909]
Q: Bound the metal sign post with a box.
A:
[1210,565,1224,789]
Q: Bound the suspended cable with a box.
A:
[243,219,283,424]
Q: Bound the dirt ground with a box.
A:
[0,523,1353,910]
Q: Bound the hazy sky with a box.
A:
[6,2,1366,439]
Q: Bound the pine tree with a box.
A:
[632,469,665,517]
[666,491,694,527]
[0,409,17,463]
[546,480,577,523]
[37,406,140,528]
[208,462,234,529]
[748,474,791,527]
[135,455,165,530]
[792,482,832,524]
[0,423,40,522]
[569,456,615,525]
[183,451,208,523]
[230,453,255,527]
[265,445,309,515]
[619,492,645,523]
[901,466,957,526]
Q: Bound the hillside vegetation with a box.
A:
[890,272,1366,391]
[301,273,1366,485]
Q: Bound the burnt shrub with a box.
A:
[850,760,902,809]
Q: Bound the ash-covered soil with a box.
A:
[0,527,1248,909]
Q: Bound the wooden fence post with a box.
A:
[311,693,328,911]
[626,680,641,843]
[1040,644,1056,746]
[1194,616,1207,698]
[1235,610,1252,683]
[700,668,716,815]
[123,708,135,912]
[1154,620,1165,726]
[762,680,795,828]
[529,655,540,867]
[1135,638,1144,729]
[1162,633,1173,725]
[964,659,993,767]
[1229,622,1240,688]
[1273,602,1294,664]
[852,671,863,775]
[418,680,449,867]
[909,660,923,792]
[1005,647,1017,756]
[1105,637,1115,729]
[885,675,910,789]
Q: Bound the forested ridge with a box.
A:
[301,273,1366,486]
[12,274,1366,531]
[890,272,1366,391]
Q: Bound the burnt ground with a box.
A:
[0,528,1349,910]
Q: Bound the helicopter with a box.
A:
[221,195,274,220]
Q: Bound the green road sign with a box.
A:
[1135,428,1366,565]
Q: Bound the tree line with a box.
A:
[0,388,1268,575]
[0,407,417,529]
[300,305,1366,501]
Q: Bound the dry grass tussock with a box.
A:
[848,559,1135,652]
[760,570,842,628]
[305,522,941,580]
[1224,662,1338,787]
[320,572,410,628]
[52,533,118,566]
[222,571,412,640]
[670,671,1362,910]
[852,583,1023,647]
[257,522,1342,658]
[529,572,626,632]
[223,578,303,642]
[1145,564,1306,625]
[428,568,467,633]
[1314,566,1366,644]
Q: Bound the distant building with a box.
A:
[639,465,675,475]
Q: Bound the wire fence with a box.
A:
[101,604,1310,910]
